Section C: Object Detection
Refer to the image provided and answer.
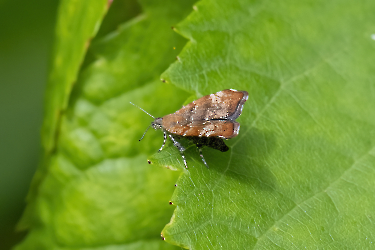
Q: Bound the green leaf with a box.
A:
[18,0,109,231]
[16,0,196,249]
[155,0,375,249]
[18,0,375,249]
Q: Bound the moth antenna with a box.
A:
[139,124,152,141]
[130,102,155,119]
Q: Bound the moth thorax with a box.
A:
[152,117,163,130]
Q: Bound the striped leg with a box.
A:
[168,134,188,168]
[198,147,209,169]
[158,131,167,152]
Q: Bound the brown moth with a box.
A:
[131,89,248,169]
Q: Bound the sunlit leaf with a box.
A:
[156,0,375,249]
[16,0,195,249]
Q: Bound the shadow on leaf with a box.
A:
[202,126,277,191]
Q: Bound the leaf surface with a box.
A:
[16,0,196,249]
[18,0,109,231]
[154,0,375,249]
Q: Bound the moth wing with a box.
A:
[164,120,240,139]
[161,89,247,138]
[170,89,248,122]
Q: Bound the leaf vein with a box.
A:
[254,145,375,247]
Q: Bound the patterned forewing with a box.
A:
[161,89,246,138]
[166,90,245,123]
[163,118,239,138]
[190,90,246,121]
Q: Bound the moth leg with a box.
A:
[158,131,167,152]
[168,134,188,169]
[198,147,209,169]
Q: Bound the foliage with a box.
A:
[17,0,375,249]
[16,0,193,249]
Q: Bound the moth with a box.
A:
[131,89,248,168]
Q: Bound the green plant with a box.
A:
[17,0,375,249]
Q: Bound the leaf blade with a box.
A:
[158,0,375,249]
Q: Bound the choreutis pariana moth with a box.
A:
[130,89,248,169]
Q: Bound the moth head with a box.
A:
[151,118,163,130]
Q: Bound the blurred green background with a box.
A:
[0,0,59,249]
